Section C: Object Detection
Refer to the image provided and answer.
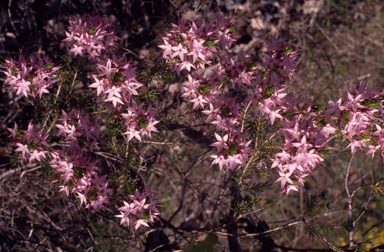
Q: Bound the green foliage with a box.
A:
[262,86,274,98]
[120,154,138,195]
[197,84,211,95]
[182,233,218,252]
[229,26,237,33]
[318,149,333,160]
[341,219,351,232]
[247,62,257,71]
[232,196,262,218]
[359,133,371,140]
[282,46,293,55]
[341,110,350,120]
[203,39,217,48]
[304,220,336,242]
[361,99,380,109]
[302,190,332,217]
[138,60,176,85]
[232,173,275,217]
[316,118,327,128]
[281,109,295,120]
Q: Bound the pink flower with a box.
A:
[291,136,312,153]
[276,170,294,190]
[190,95,208,110]
[7,123,18,139]
[226,154,244,171]
[345,92,365,112]
[268,109,283,125]
[366,145,380,158]
[346,139,366,153]
[89,76,104,96]
[97,59,116,80]
[326,98,344,117]
[15,143,30,158]
[123,124,142,142]
[171,44,188,61]
[134,219,149,230]
[210,133,228,152]
[210,154,227,171]
[262,53,280,70]
[69,44,84,57]
[158,39,173,58]
[28,150,47,162]
[202,103,219,122]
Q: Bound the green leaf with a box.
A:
[282,46,292,55]
[183,233,218,252]
[203,39,217,48]
[361,99,380,109]
[318,149,333,159]
[229,26,237,33]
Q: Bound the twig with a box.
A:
[184,149,214,178]
[302,219,342,252]
[163,149,212,229]
[353,165,375,226]
[241,101,252,132]
[94,151,123,162]
[206,169,233,228]
[355,219,384,244]
[7,0,18,35]
[141,141,176,145]
[314,22,342,56]
[216,220,302,237]
[0,163,38,181]
[345,152,355,247]
[353,189,374,227]
[163,176,187,229]
[168,0,178,8]
[0,226,42,252]
[20,166,41,181]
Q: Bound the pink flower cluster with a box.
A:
[272,104,331,194]
[115,186,160,230]
[5,14,160,230]
[158,16,383,194]
[8,110,113,211]
[158,15,237,76]
[63,14,119,61]
[121,100,159,142]
[158,17,299,176]
[8,123,48,162]
[8,12,384,233]
[3,53,59,98]
[325,83,384,156]
[89,55,143,109]
[50,109,114,211]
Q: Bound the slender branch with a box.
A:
[355,219,384,244]
[141,141,176,145]
[353,189,374,227]
[0,226,42,252]
[0,163,38,181]
[206,169,233,229]
[241,101,252,132]
[163,150,212,229]
[163,176,187,229]
[217,220,302,237]
[345,152,355,247]
[302,219,342,252]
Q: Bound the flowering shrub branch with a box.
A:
[3,12,384,249]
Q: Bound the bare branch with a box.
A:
[302,219,342,252]
[345,152,355,247]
